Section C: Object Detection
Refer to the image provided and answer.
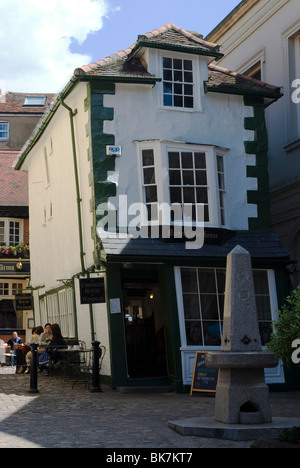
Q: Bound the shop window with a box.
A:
[179,267,273,348]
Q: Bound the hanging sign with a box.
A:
[79,278,106,304]
[15,294,33,311]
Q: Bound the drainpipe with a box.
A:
[59,95,95,342]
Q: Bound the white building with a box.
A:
[16,23,289,392]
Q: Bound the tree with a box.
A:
[267,286,300,367]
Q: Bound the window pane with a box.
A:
[181,152,193,168]
[196,171,207,186]
[163,82,172,94]
[142,150,154,167]
[169,170,181,185]
[204,322,222,346]
[194,153,206,169]
[196,188,208,204]
[164,94,173,106]
[185,321,203,346]
[174,95,183,107]
[182,170,194,185]
[184,84,193,95]
[183,294,200,319]
[174,83,183,95]
[170,187,182,204]
[184,60,193,71]
[174,70,183,82]
[163,57,172,69]
[201,295,219,320]
[181,268,198,293]
[163,69,172,81]
[168,152,180,168]
[145,186,157,203]
[183,188,195,203]
[173,59,183,70]
[184,97,194,108]
[184,72,193,83]
[198,269,216,293]
[143,167,156,185]
[253,271,269,294]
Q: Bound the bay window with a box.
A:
[137,141,227,229]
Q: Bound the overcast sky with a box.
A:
[0,0,240,94]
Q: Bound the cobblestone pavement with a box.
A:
[0,368,299,449]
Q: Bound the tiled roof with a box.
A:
[75,23,281,100]
[0,151,28,206]
[76,23,221,78]
[0,92,57,114]
[101,232,290,261]
[206,63,282,99]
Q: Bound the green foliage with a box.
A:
[279,426,300,444]
[267,286,300,367]
[0,243,30,259]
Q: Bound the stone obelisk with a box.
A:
[205,245,278,425]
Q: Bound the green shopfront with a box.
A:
[101,232,290,393]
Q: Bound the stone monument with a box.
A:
[205,245,277,424]
[169,245,300,441]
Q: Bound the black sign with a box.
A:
[79,278,106,304]
[15,294,33,311]
[190,351,219,395]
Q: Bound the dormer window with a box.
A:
[23,96,46,107]
[163,57,194,109]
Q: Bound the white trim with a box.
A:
[157,50,203,113]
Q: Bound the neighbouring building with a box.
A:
[205,0,300,288]
[0,92,55,342]
[15,24,291,392]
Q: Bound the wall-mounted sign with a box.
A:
[16,294,33,311]
[106,145,122,157]
[79,278,106,304]
[0,261,30,276]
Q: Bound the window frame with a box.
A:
[0,121,9,140]
[136,141,228,230]
[159,51,202,112]
[175,266,279,351]
[0,218,24,246]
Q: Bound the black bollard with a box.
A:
[90,341,102,393]
[29,342,39,394]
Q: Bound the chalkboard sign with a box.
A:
[190,351,219,395]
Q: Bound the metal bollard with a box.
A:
[29,342,39,394]
[90,341,102,393]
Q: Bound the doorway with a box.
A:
[123,280,168,379]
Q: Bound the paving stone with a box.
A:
[0,372,298,448]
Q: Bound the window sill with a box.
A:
[160,106,202,114]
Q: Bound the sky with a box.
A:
[0,0,241,94]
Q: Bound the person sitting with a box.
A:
[7,332,22,367]
[39,324,66,375]
[39,323,52,345]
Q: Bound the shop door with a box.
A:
[123,281,168,379]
